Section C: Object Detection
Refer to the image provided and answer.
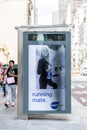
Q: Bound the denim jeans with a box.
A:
[6,84,17,104]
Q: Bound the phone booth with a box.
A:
[17,25,71,115]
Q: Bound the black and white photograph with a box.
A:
[28,44,66,111]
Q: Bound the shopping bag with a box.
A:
[7,77,15,84]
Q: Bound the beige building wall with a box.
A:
[0,0,27,64]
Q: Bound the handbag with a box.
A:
[7,77,15,84]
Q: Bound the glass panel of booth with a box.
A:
[28,44,66,111]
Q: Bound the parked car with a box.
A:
[80,67,87,76]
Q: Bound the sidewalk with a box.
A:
[0,91,87,130]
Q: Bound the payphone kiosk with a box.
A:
[17,25,71,114]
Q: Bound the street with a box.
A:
[72,74,87,106]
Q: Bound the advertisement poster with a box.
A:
[28,44,65,111]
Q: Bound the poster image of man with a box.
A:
[37,47,58,89]
[36,45,65,89]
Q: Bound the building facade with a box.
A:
[71,0,87,69]
[58,0,71,24]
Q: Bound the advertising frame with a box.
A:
[23,31,71,114]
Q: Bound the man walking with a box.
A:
[4,60,18,108]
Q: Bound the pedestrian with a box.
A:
[4,60,18,108]
[1,67,7,96]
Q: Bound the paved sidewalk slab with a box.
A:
[26,120,87,130]
[0,119,87,130]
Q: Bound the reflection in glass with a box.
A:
[28,34,66,41]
